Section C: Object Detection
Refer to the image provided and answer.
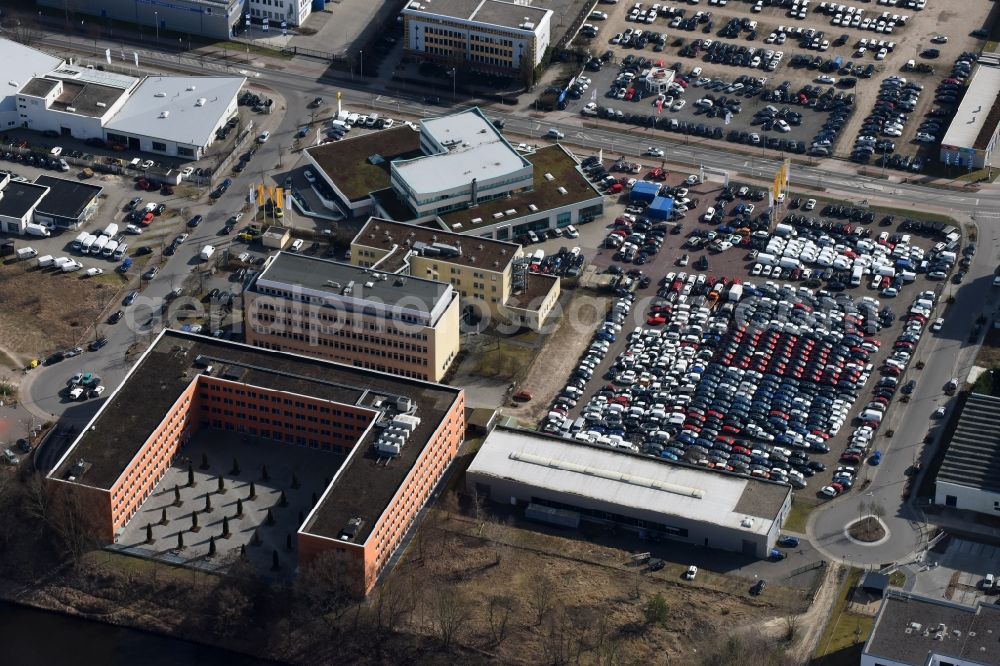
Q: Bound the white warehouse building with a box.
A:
[466,429,792,559]
[0,39,244,160]
[104,76,244,159]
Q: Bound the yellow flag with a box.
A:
[256,183,265,204]
[268,186,275,205]
[275,187,284,209]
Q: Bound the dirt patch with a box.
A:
[508,289,610,423]
[0,260,126,357]
[401,501,811,663]
[847,517,886,543]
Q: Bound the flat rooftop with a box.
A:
[936,392,1000,493]
[253,251,452,318]
[393,109,528,196]
[33,175,102,219]
[50,330,463,544]
[404,0,551,30]
[19,77,59,98]
[0,181,49,219]
[941,65,1000,151]
[353,217,521,272]
[47,79,128,118]
[306,126,422,203]
[105,75,245,147]
[467,429,790,536]
[865,592,1000,665]
[505,273,558,312]
[437,145,604,232]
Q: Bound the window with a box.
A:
[152,141,166,152]
[945,495,957,507]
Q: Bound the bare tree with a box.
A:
[540,605,579,666]
[432,586,470,649]
[486,594,516,647]
[25,476,97,563]
[784,615,800,643]
[525,570,556,626]
[210,585,254,637]
[293,552,355,626]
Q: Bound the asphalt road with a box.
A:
[24,31,1000,568]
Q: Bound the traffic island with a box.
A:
[847,517,887,543]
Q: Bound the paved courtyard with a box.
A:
[116,431,345,576]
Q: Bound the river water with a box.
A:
[0,600,274,664]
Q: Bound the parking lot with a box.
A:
[524,149,961,502]
[566,0,997,165]
[572,54,840,154]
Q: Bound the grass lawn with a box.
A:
[888,570,906,587]
[813,569,875,663]
[471,342,537,380]
[785,498,816,533]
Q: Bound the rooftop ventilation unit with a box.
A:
[154,92,167,97]
[195,97,206,107]
[338,517,364,541]
[96,102,106,108]
[544,172,554,181]
[557,186,568,194]
[186,85,196,91]
[66,107,76,112]
[159,111,170,118]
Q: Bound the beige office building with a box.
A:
[244,252,460,382]
[351,218,560,331]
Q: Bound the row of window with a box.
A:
[252,302,429,340]
[202,381,365,418]
[251,315,430,352]
[251,329,431,366]
[255,288,426,326]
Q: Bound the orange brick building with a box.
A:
[47,329,465,594]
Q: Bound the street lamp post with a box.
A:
[154,11,159,44]
[359,50,364,78]
[450,67,457,103]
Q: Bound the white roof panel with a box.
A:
[0,39,63,114]
[105,75,245,148]
[467,430,787,536]
[393,109,527,195]
[941,65,1000,150]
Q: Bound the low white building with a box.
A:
[247,0,312,26]
[642,67,676,94]
[939,63,1000,170]
[934,392,1000,515]
[0,41,63,132]
[390,108,533,217]
[0,39,244,161]
[466,429,791,558]
[104,76,244,159]
[16,67,138,141]
[0,175,50,235]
